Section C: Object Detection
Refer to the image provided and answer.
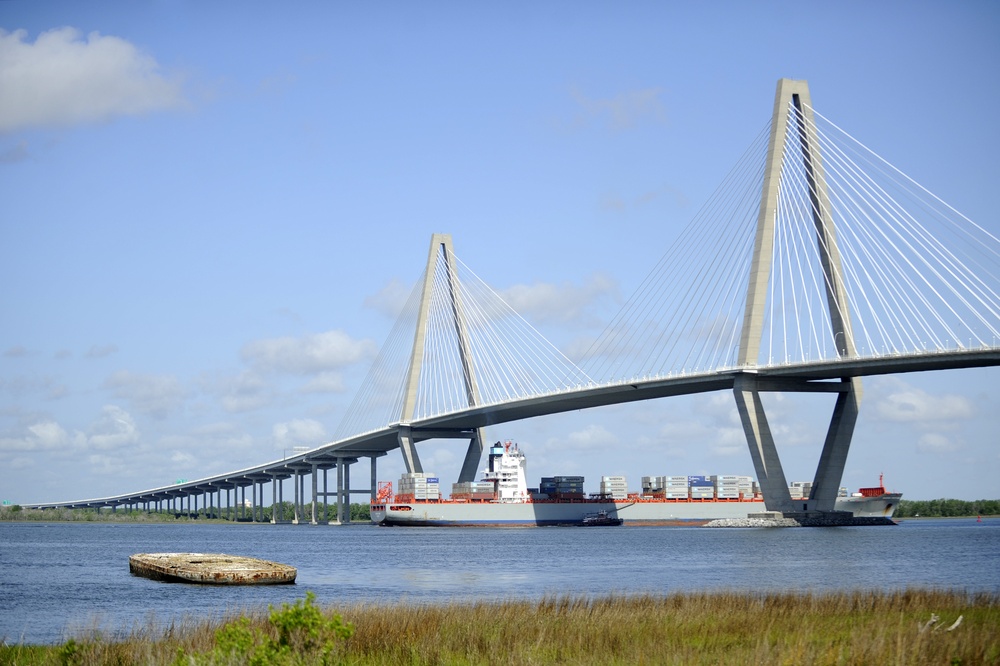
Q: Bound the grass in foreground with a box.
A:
[2,589,998,665]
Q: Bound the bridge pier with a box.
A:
[808,377,862,512]
[734,374,862,514]
[735,79,863,519]
[733,374,793,512]
[336,458,346,524]
[311,463,319,525]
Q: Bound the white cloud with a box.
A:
[272,418,327,450]
[547,424,618,452]
[0,27,187,133]
[300,372,347,394]
[874,380,974,423]
[87,405,140,450]
[242,330,377,375]
[103,370,185,419]
[916,432,961,454]
[87,452,130,476]
[569,86,667,131]
[86,344,119,359]
[0,420,70,452]
[501,273,619,326]
[220,371,273,413]
[170,450,196,466]
[364,278,413,318]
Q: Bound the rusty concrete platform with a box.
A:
[129,552,297,585]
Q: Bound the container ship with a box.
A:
[370,441,901,527]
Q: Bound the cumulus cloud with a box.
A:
[242,330,377,375]
[300,372,347,394]
[273,418,327,450]
[87,452,130,475]
[364,278,414,318]
[569,86,667,131]
[0,420,71,452]
[874,380,974,423]
[0,27,187,133]
[103,370,185,419]
[87,405,140,450]
[501,273,619,326]
[600,183,689,213]
[546,424,618,452]
[86,344,119,359]
[220,371,273,413]
[916,432,960,454]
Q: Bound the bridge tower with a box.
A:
[735,78,862,516]
[397,233,488,483]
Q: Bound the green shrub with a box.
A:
[183,591,354,665]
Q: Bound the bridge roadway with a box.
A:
[27,347,1000,516]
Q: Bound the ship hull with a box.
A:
[372,494,900,527]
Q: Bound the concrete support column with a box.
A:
[336,458,345,524]
[251,482,257,523]
[733,374,794,513]
[370,456,378,505]
[323,469,329,523]
[458,428,484,480]
[810,377,863,511]
[397,428,423,475]
[270,476,277,524]
[344,462,351,524]
[299,473,305,521]
[310,463,318,525]
[292,470,302,525]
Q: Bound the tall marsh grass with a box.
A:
[2,589,997,665]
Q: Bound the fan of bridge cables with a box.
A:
[335,99,1000,438]
[334,247,595,438]
[578,100,1000,384]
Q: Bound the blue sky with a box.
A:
[2,2,998,504]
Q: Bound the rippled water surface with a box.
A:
[1,519,997,644]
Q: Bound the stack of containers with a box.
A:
[736,475,754,498]
[398,472,440,500]
[788,481,811,499]
[642,475,689,497]
[599,475,628,499]
[451,481,495,500]
[712,475,741,499]
[541,476,585,499]
[662,475,689,499]
[688,475,714,499]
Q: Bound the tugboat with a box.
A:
[582,510,623,526]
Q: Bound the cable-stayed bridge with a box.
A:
[30,79,1000,523]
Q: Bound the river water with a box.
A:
[1,519,997,644]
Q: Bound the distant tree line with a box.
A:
[0,502,373,523]
[894,499,999,518]
[6,501,996,522]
